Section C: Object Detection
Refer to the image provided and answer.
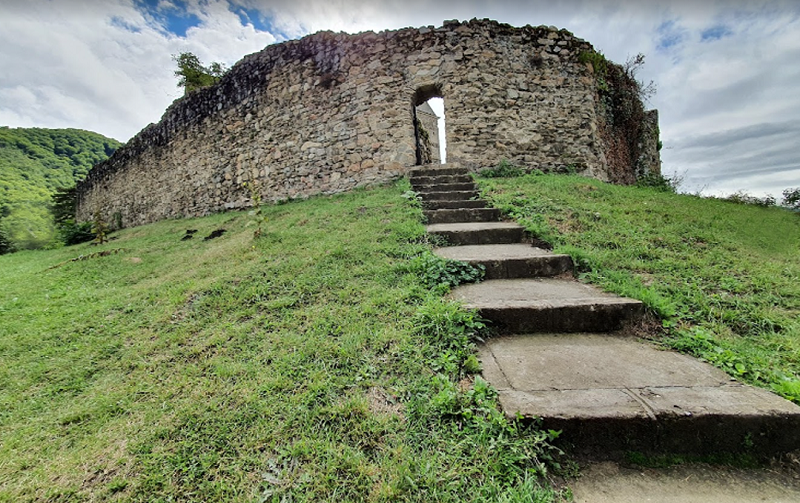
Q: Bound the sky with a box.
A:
[1,0,799,198]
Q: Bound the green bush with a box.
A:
[401,252,484,293]
[0,226,14,255]
[636,173,679,193]
[578,50,608,77]
[479,159,525,178]
[783,187,800,210]
[58,219,95,246]
[722,191,776,207]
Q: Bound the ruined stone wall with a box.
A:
[77,18,660,227]
[638,110,662,178]
[415,103,440,164]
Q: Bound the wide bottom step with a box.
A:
[480,334,800,456]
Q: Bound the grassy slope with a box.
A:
[478,173,800,402]
[0,182,560,503]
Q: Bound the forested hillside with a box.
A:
[0,127,122,252]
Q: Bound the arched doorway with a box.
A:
[413,85,446,165]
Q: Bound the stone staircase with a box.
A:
[410,163,800,456]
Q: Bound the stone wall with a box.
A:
[415,101,440,164]
[77,18,660,227]
[638,110,661,178]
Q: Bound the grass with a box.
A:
[477,173,800,404]
[0,180,564,502]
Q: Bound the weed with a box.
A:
[242,181,268,238]
[400,252,484,293]
[722,190,777,208]
[578,50,609,91]
[91,209,109,244]
[112,211,123,231]
[401,190,422,210]
[636,173,680,193]
[625,451,761,469]
[479,159,525,178]
[558,164,579,175]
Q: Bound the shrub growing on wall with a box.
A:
[173,52,226,94]
[581,51,657,184]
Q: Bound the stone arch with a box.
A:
[412,84,444,165]
[413,84,443,107]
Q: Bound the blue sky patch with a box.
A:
[163,11,202,37]
[235,6,285,39]
[134,0,202,37]
[111,16,142,33]
[656,19,686,52]
[701,24,733,41]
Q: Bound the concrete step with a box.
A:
[414,182,477,193]
[435,244,573,279]
[423,199,489,210]
[427,222,524,246]
[449,278,643,333]
[424,208,501,224]
[479,333,800,456]
[410,174,472,186]
[419,190,480,201]
[409,166,468,177]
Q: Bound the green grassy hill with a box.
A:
[1,174,798,501]
[0,181,560,503]
[0,127,122,251]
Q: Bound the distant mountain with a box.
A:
[0,127,123,251]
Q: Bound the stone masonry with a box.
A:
[76,18,661,227]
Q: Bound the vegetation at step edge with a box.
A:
[0,180,567,502]
[401,189,422,209]
[624,451,761,469]
[399,252,485,294]
[477,173,800,405]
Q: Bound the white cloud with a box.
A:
[1,0,798,196]
[0,0,275,139]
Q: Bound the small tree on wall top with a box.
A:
[173,52,226,94]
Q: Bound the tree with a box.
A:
[0,226,13,255]
[51,186,94,245]
[783,187,800,210]
[173,52,226,94]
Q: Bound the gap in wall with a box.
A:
[426,97,447,163]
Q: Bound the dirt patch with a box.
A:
[366,387,404,419]
[46,248,126,270]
